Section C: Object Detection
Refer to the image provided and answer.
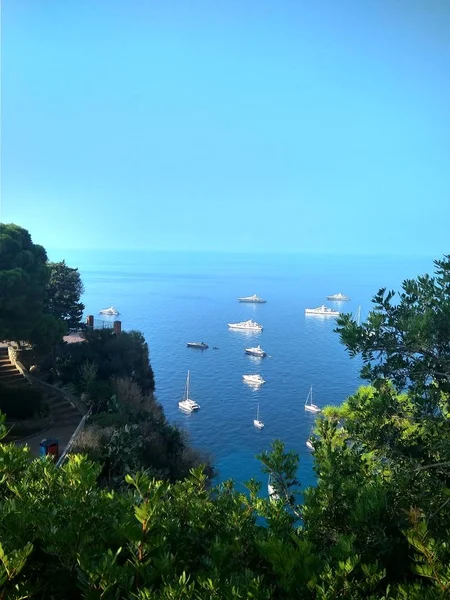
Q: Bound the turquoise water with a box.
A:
[53,251,433,493]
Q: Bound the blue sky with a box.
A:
[2,0,449,255]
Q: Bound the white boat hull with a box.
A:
[179,400,200,413]
[243,375,265,385]
[305,404,321,413]
[305,310,340,316]
[306,440,314,450]
[228,324,263,331]
[268,483,280,501]
[253,419,264,429]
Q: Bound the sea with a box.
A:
[51,250,434,494]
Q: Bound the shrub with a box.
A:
[0,383,43,419]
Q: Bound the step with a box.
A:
[51,406,80,419]
[47,398,77,411]
[0,366,20,375]
[0,373,24,383]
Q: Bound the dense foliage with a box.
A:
[44,261,85,330]
[58,329,155,400]
[335,255,450,399]
[0,224,62,345]
[72,377,212,487]
[0,421,448,599]
[0,225,85,347]
[0,383,43,420]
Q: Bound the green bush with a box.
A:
[0,383,43,419]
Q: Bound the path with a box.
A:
[0,345,84,458]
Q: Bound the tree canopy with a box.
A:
[0,419,448,600]
[0,224,69,347]
[44,260,85,330]
[58,328,155,396]
[335,255,450,401]
[0,224,50,342]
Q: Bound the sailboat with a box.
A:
[178,370,200,413]
[268,474,280,500]
[304,385,321,413]
[306,426,314,450]
[253,404,264,429]
[355,305,361,326]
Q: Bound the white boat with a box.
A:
[327,292,350,301]
[305,305,340,316]
[268,474,280,500]
[306,426,314,450]
[186,342,208,349]
[305,385,321,413]
[99,306,120,316]
[245,345,266,357]
[178,370,200,413]
[237,294,267,304]
[243,374,265,385]
[228,319,263,331]
[253,404,264,429]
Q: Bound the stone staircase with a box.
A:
[0,347,27,386]
[0,346,82,450]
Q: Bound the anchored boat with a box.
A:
[228,319,263,331]
[186,342,208,349]
[253,404,264,429]
[304,385,322,413]
[237,294,267,303]
[305,305,340,316]
[243,374,265,385]
[245,345,266,358]
[99,306,120,316]
[178,371,200,413]
[327,292,350,301]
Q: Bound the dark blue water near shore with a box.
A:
[52,251,433,493]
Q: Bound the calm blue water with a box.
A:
[53,251,433,493]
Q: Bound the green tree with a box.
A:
[335,255,450,400]
[300,256,450,588]
[58,328,155,394]
[0,419,448,599]
[0,224,50,342]
[44,261,85,330]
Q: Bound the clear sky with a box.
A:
[2,0,449,255]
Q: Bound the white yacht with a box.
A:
[327,292,350,301]
[178,370,200,413]
[228,319,263,331]
[243,374,265,385]
[305,385,322,413]
[186,342,208,349]
[253,404,264,429]
[305,305,340,316]
[237,294,267,304]
[99,306,120,316]
[245,345,266,357]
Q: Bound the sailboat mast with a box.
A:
[257,404,259,421]
[186,370,190,399]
